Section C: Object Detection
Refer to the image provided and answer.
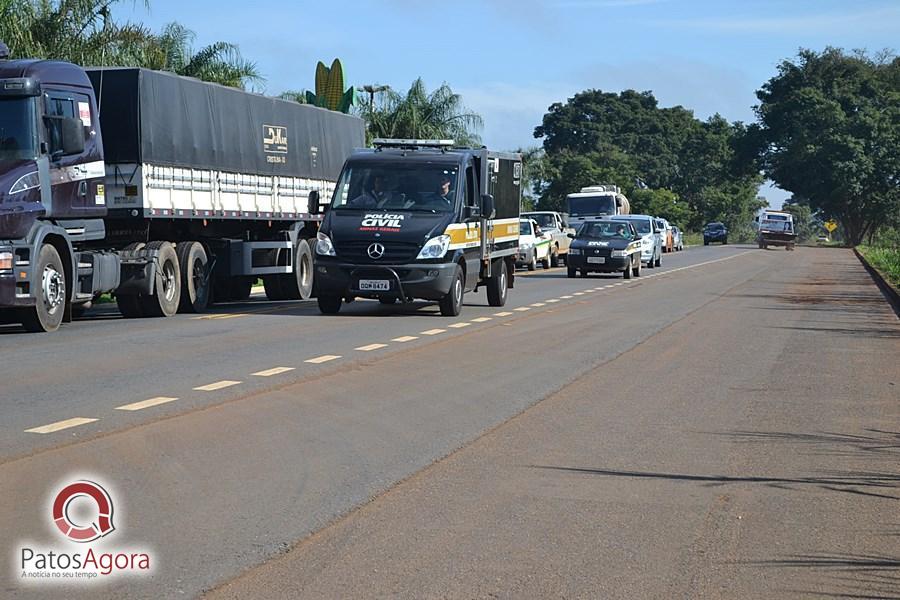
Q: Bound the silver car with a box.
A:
[616,215,662,268]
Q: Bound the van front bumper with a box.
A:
[315,259,457,301]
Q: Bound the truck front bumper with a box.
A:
[315,259,457,301]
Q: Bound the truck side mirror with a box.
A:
[481,194,495,219]
[308,190,320,215]
[464,205,480,220]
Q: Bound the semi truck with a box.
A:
[565,184,630,228]
[0,44,364,332]
[314,139,521,316]
[756,210,796,250]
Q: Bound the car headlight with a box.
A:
[416,234,450,259]
[316,231,336,256]
[611,250,627,258]
[0,250,12,272]
[9,171,40,195]
[569,248,581,255]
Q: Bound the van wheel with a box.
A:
[486,259,508,306]
[317,294,342,314]
[141,241,181,317]
[439,265,464,316]
[21,243,67,333]
[177,242,209,313]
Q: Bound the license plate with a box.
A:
[587,257,606,264]
[359,279,390,291]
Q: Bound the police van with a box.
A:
[313,140,521,316]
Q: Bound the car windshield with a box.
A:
[0,97,38,162]
[624,219,652,234]
[519,221,534,236]
[331,163,459,213]
[525,213,556,229]
[566,195,616,217]
[579,222,632,238]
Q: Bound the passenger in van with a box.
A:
[418,174,453,210]
[348,175,386,208]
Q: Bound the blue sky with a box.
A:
[121,0,899,206]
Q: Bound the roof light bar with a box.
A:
[372,138,455,149]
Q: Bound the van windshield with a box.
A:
[0,97,38,162]
[331,163,459,213]
[566,195,616,217]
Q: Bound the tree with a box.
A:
[629,188,694,227]
[755,48,900,245]
[362,78,482,146]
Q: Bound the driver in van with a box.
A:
[348,174,386,208]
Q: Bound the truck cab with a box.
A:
[565,184,630,229]
[314,139,521,316]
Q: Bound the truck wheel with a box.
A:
[176,241,209,313]
[317,294,342,314]
[21,244,66,333]
[141,241,181,317]
[439,265,464,317]
[633,257,641,277]
[486,259,508,307]
[567,266,576,278]
[229,277,253,301]
[550,247,560,268]
[263,275,287,301]
[279,238,314,300]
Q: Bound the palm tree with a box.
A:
[364,78,483,146]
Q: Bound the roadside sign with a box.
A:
[824,220,838,233]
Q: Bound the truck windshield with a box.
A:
[0,97,38,162]
[567,195,616,217]
[332,163,459,213]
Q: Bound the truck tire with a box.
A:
[439,265,464,317]
[263,275,287,301]
[176,241,210,313]
[550,246,560,268]
[229,277,253,302]
[486,258,508,307]
[279,238,314,300]
[141,241,181,318]
[317,294,342,314]
[21,243,66,333]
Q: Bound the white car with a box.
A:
[516,219,552,271]
[616,214,662,268]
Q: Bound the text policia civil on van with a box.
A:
[313,139,522,317]
[0,41,364,332]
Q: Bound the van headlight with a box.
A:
[416,234,450,259]
[316,231,336,256]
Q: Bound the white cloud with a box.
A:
[653,5,900,34]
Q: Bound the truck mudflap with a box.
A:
[116,246,159,295]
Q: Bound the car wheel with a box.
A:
[20,243,67,333]
[541,250,551,269]
[633,257,641,277]
[654,252,661,268]
[704,239,709,246]
[567,267,576,278]
[623,258,632,279]
[439,264,464,316]
[550,247,559,268]
[527,253,536,271]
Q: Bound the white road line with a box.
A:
[494,311,513,316]
[514,307,531,312]
[421,328,446,335]
[530,302,546,307]
[546,299,560,303]
[304,355,342,364]
[194,380,242,391]
[355,343,388,352]
[25,417,98,434]
[573,292,585,296]
[252,367,296,377]
[448,322,471,328]
[560,295,573,299]
[471,317,492,322]
[391,336,418,343]
[115,397,178,412]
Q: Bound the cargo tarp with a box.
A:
[85,68,364,180]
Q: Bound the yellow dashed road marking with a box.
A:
[421,328,446,335]
[25,417,98,434]
[356,343,388,352]
[194,380,242,391]
[252,367,296,377]
[391,336,418,343]
[305,355,342,364]
[115,396,178,411]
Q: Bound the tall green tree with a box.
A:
[755,48,900,245]
[361,78,482,146]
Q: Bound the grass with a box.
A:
[858,245,900,289]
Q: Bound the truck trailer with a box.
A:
[0,47,364,332]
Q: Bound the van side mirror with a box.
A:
[481,194,495,219]
[308,190,320,214]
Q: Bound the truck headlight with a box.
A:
[569,248,581,255]
[9,171,40,195]
[611,250,627,258]
[0,251,12,272]
[416,234,450,259]
[316,231,336,256]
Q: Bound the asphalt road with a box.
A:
[2,245,897,599]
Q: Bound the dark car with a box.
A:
[567,220,642,279]
[703,222,728,245]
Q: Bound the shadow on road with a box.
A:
[714,429,900,459]
[744,554,900,600]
